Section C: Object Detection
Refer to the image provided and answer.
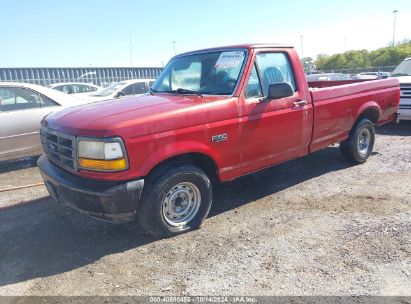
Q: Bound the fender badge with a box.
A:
[211,133,227,143]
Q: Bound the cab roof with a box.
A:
[176,43,294,57]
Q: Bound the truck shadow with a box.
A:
[0,156,39,174]
[376,120,411,136]
[0,146,349,287]
[210,146,349,217]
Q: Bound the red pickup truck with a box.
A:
[38,44,400,238]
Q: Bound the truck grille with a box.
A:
[40,127,77,171]
[400,84,411,101]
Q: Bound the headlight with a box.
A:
[77,138,128,172]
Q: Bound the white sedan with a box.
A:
[0,82,95,162]
[48,82,101,99]
[87,79,155,102]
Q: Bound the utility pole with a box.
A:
[392,10,399,47]
[172,41,177,56]
[300,35,304,59]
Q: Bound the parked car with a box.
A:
[306,73,352,81]
[38,44,400,238]
[87,79,155,102]
[355,72,390,80]
[390,57,411,120]
[48,82,101,98]
[0,82,95,161]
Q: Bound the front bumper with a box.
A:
[37,155,144,223]
[398,108,411,121]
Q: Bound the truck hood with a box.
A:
[391,76,411,84]
[46,94,234,137]
[83,93,146,102]
[81,94,116,102]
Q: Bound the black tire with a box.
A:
[137,163,212,238]
[340,118,375,164]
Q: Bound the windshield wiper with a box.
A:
[169,88,203,98]
[148,88,156,95]
[391,73,410,77]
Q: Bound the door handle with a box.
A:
[294,100,307,107]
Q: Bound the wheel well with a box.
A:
[148,153,220,183]
[359,107,379,124]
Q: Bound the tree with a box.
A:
[314,40,411,71]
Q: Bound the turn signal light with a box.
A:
[78,158,127,171]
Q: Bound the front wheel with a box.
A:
[340,118,375,164]
[137,164,212,238]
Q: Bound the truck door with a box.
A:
[239,51,311,174]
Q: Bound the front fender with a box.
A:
[138,140,222,177]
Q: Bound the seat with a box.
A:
[263,67,284,94]
[204,71,235,94]
[213,71,229,85]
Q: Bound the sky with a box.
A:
[0,0,410,67]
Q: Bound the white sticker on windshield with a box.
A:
[215,51,245,68]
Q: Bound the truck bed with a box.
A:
[309,78,400,152]
[307,79,369,88]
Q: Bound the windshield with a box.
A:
[92,82,126,96]
[151,50,246,95]
[391,59,411,77]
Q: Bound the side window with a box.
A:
[255,52,296,96]
[123,83,146,96]
[77,85,87,93]
[71,85,81,94]
[62,85,72,94]
[122,85,132,95]
[132,83,147,94]
[39,94,58,108]
[77,85,95,93]
[0,87,41,112]
[245,64,263,98]
[54,85,64,92]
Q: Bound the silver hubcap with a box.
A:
[162,182,201,227]
[358,128,371,156]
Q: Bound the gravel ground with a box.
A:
[0,121,410,296]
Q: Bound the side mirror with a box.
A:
[261,82,294,102]
[115,91,125,98]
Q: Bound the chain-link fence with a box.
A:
[1,65,398,87]
[320,66,397,75]
[0,67,163,87]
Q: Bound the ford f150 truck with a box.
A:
[38,44,400,238]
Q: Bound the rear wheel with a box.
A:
[340,118,375,164]
[137,163,212,238]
